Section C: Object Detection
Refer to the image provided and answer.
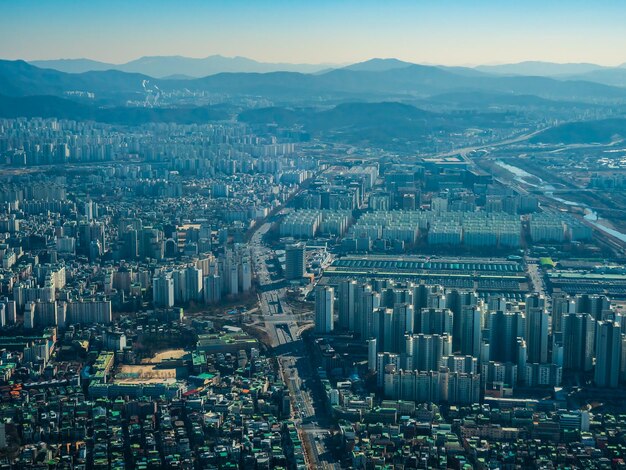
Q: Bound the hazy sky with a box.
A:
[2,0,626,66]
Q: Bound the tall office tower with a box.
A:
[525,294,549,364]
[594,321,622,388]
[315,286,334,334]
[368,338,378,372]
[153,274,175,308]
[552,293,576,333]
[575,294,610,320]
[416,308,453,336]
[285,242,306,280]
[488,310,526,363]
[185,266,203,302]
[562,313,595,372]
[338,279,358,331]
[355,285,381,339]
[446,290,479,351]
[460,305,483,359]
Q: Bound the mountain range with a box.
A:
[2,57,626,148]
[3,59,626,105]
[475,61,612,76]
[29,55,339,78]
[24,55,626,86]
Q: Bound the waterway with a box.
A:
[494,160,626,243]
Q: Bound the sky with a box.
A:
[1,0,626,66]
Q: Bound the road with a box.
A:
[279,336,339,470]
[422,127,550,162]
[248,219,338,469]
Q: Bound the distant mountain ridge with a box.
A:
[475,61,608,76]
[3,59,626,107]
[26,55,626,87]
[28,58,116,73]
[342,58,415,72]
[30,55,340,78]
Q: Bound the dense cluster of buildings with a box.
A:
[280,157,596,255]
[0,320,306,469]
[332,402,626,468]
[315,278,626,396]
[1,108,626,469]
[0,117,320,467]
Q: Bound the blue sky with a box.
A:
[1,0,625,65]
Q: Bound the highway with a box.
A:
[248,220,339,469]
[420,126,550,162]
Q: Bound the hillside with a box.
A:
[531,118,626,144]
[239,101,510,149]
[3,60,626,106]
[0,94,230,125]
[30,55,335,77]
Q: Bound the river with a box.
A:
[494,160,626,243]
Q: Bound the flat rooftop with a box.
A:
[330,255,524,274]
[323,255,528,294]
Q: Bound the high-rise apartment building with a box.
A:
[285,242,306,280]
[315,285,334,334]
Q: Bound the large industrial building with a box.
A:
[323,255,529,297]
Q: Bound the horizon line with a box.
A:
[10,55,626,69]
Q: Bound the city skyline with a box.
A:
[2,0,626,66]
[3,1,626,467]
